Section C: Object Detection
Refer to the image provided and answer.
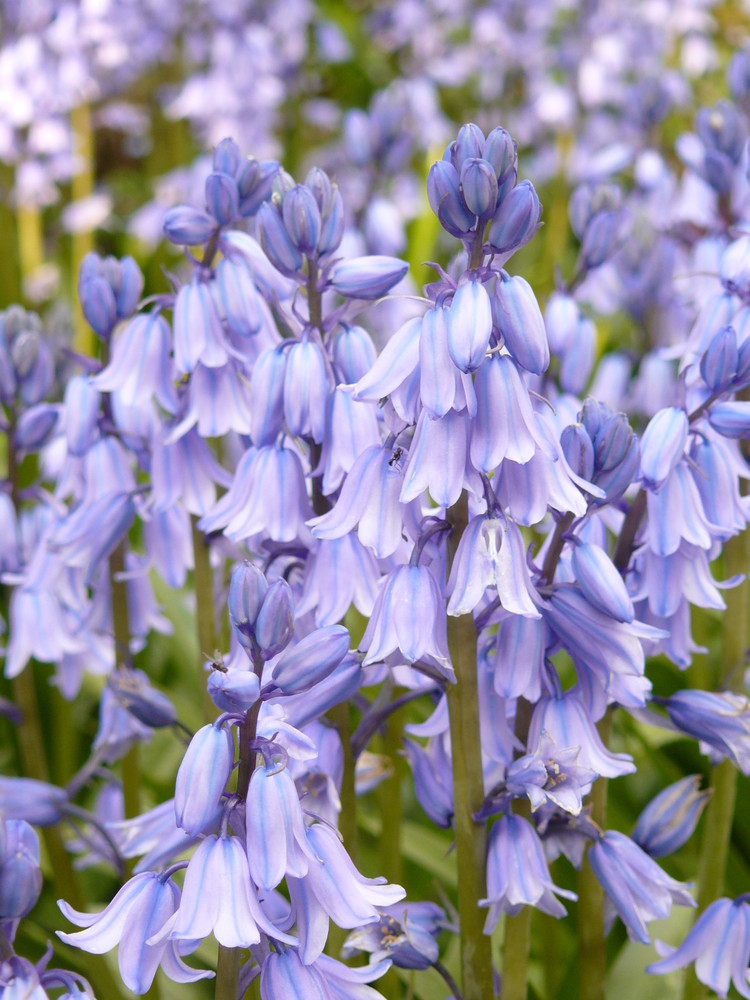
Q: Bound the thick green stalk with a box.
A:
[682,529,748,1000]
[446,492,494,1000]
[578,711,612,1000]
[109,541,141,827]
[70,102,95,356]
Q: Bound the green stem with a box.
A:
[500,901,532,1000]
[109,542,140,829]
[578,711,612,1000]
[378,712,403,884]
[70,102,95,357]
[682,529,748,1000]
[215,945,240,1000]
[446,492,494,1000]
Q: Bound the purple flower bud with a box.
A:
[318,186,345,255]
[213,137,241,176]
[591,411,640,500]
[174,723,234,836]
[561,423,595,480]
[271,624,350,694]
[207,668,260,713]
[545,292,580,353]
[700,324,738,392]
[447,279,493,373]
[250,347,287,446]
[560,315,596,394]
[639,407,688,489]
[14,403,59,452]
[696,100,747,164]
[284,339,333,442]
[709,400,750,438]
[493,273,550,374]
[487,179,542,255]
[632,775,710,858]
[483,126,517,184]
[333,324,377,382]
[79,272,117,339]
[214,255,262,337]
[330,255,408,300]
[237,158,279,216]
[580,210,629,269]
[206,172,240,226]
[427,159,475,237]
[0,777,67,826]
[255,578,295,658]
[108,669,177,729]
[64,376,100,457]
[571,541,635,622]
[460,157,498,217]
[228,561,268,647]
[452,123,485,169]
[282,184,322,255]
[257,202,304,277]
[162,205,217,245]
[0,820,41,918]
[588,831,695,944]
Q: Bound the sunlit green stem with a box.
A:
[446,492,494,1000]
[70,102,95,356]
[682,529,748,1000]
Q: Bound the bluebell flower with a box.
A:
[254,578,296,658]
[588,831,695,944]
[528,692,636,780]
[645,463,716,557]
[0,955,48,999]
[214,254,263,338]
[480,814,577,932]
[632,775,710,858]
[648,897,750,997]
[309,444,405,559]
[270,624,350,694]
[361,564,451,673]
[106,799,215,874]
[91,312,176,411]
[172,280,228,375]
[330,255,408,300]
[151,427,231,517]
[471,354,548,471]
[59,872,212,993]
[48,491,136,586]
[418,305,471,418]
[447,515,540,618]
[245,760,317,890]
[0,778,67,826]
[260,949,390,999]
[487,179,542,256]
[296,536,379,627]
[180,362,254,438]
[163,205,217,245]
[287,821,404,963]
[174,723,234,837]
[348,315,421,403]
[493,273,549,375]
[344,901,445,970]
[506,735,597,816]
[402,737,454,828]
[164,834,290,949]
[488,613,547,700]
[663,690,750,772]
[448,281,493,376]
[319,387,381,495]
[639,407,688,490]
[570,541,635,622]
[200,444,312,544]
[399,408,472,508]
[0,819,42,918]
[284,338,333,443]
[205,170,239,226]
[250,347,287,445]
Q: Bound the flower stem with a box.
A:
[446,492,494,1000]
[191,515,221,723]
[577,710,612,1000]
[70,102,95,357]
[682,528,748,1000]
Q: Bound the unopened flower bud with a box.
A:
[460,158,498,217]
[205,171,240,226]
[271,624,351,694]
[282,185,322,255]
[487,180,542,256]
[330,256,408,300]
[0,819,42,918]
[175,723,234,836]
[493,273,549,374]
[700,325,738,392]
[162,205,217,246]
[632,775,710,858]
[254,578,295,658]
[228,562,268,649]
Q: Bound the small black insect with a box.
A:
[389,446,403,467]
[204,649,227,672]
